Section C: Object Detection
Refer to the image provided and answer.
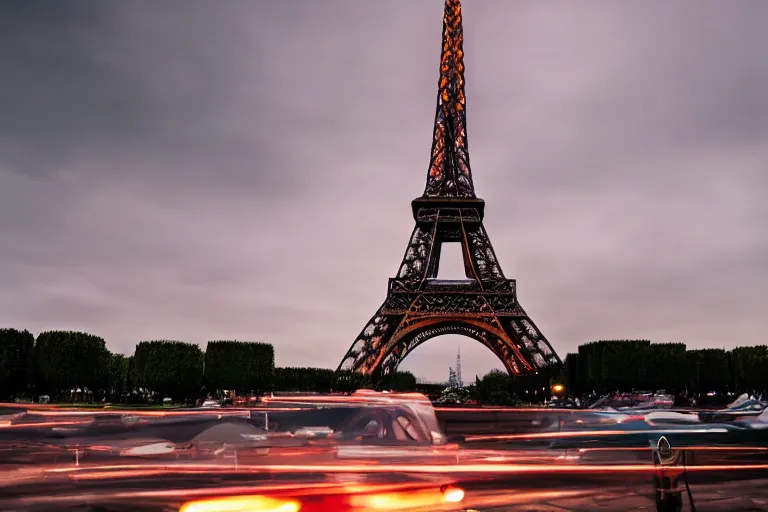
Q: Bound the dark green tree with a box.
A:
[379,371,417,392]
[685,349,730,395]
[34,331,110,399]
[272,367,336,392]
[578,340,664,393]
[334,370,372,392]
[476,369,521,406]
[132,341,203,401]
[121,355,133,392]
[730,346,768,393]
[645,343,687,392]
[118,355,134,401]
[563,353,580,396]
[578,340,653,393]
[106,353,131,400]
[0,328,35,399]
[204,341,274,394]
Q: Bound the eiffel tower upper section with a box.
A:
[412,0,486,225]
[424,0,475,200]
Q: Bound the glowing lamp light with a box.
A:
[552,384,564,393]
[179,495,300,512]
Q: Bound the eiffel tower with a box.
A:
[337,0,560,379]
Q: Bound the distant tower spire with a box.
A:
[424,0,475,198]
[456,346,463,387]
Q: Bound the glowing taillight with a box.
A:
[347,485,464,510]
[179,495,301,512]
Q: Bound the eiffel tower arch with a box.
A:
[338,0,561,380]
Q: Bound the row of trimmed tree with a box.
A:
[3,329,765,403]
[0,328,416,402]
[0,329,278,402]
[561,340,768,397]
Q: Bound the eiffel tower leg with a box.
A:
[337,304,404,377]
[504,313,561,369]
[463,223,506,281]
[338,223,438,377]
[395,224,437,285]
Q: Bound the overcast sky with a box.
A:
[1,0,766,382]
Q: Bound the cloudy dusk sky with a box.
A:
[1,0,766,382]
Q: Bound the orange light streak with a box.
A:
[179,495,301,512]
[348,485,464,510]
[42,461,768,476]
[0,421,84,429]
[10,482,454,504]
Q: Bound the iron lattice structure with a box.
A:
[338,0,561,380]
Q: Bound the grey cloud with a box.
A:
[1,0,766,381]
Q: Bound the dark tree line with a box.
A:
[0,329,116,400]
[205,341,274,394]
[563,340,768,397]
[0,329,34,399]
[470,369,555,406]
[35,331,113,397]
[3,328,765,404]
[270,368,416,394]
[132,341,204,401]
[0,328,418,402]
[0,329,277,402]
